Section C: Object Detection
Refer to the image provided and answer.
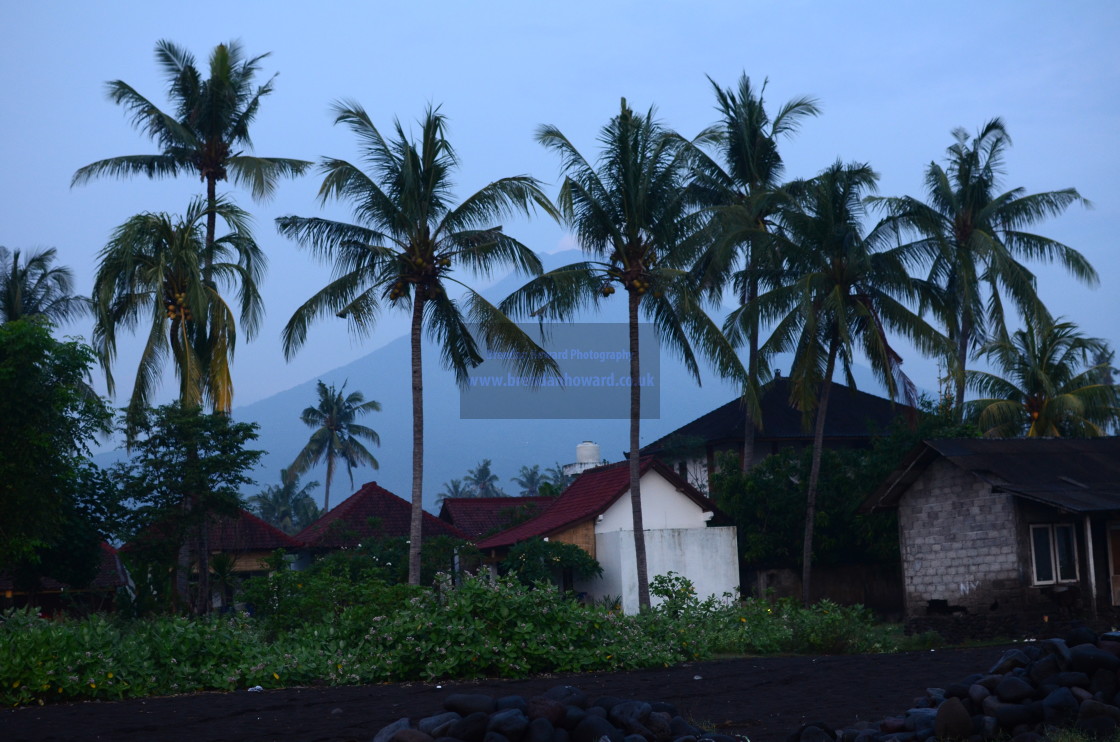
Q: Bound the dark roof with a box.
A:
[296,481,465,548]
[208,509,304,552]
[438,496,553,541]
[0,542,129,594]
[476,457,717,550]
[865,438,1120,514]
[643,377,916,455]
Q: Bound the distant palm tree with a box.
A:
[873,118,1095,415]
[539,463,572,497]
[690,75,820,471]
[248,469,321,534]
[503,99,743,609]
[277,102,557,584]
[1,247,89,325]
[436,478,470,506]
[466,459,506,497]
[511,464,544,496]
[73,40,309,253]
[742,161,942,605]
[288,380,380,512]
[966,317,1119,437]
[91,197,264,422]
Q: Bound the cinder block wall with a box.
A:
[898,459,1022,616]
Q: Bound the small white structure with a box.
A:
[477,451,739,614]
[562,440,607,478]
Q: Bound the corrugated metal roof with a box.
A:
[865,438,1120,513]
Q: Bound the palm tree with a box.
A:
[288,380,381,512]
[511,464,544,496]
[73,40,310,253]
[873,118,1095,415]
[690,75,820,471]
[502,98,743,609]
[436,478,470,506]
[91,196,264,422]
[248,469,321,535]
[0,247,89,325]
[966,317,1119,437]
[277,102,557,584]
[466,459,507,497]
[737,161,941,605]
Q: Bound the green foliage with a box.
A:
[711,399,977,569]
[0,320,113,571]
[502,539,603,586]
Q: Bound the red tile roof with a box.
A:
[0,542,129,593]
[475,457,716,550]
[438,496,553,541]
[296,481,466,548]
[208,509,304,552]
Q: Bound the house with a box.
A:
[863,438,1120,624]
[297,480,466,550]
[438,496,554,541]
[204,509,305,577]
[0,542,130,614]
[643,376,917,492]
[476,456,739,614]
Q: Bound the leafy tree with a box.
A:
[277,103,557,584]
[247,469,321,534]
[73,40,309,252]
[690,74,820,470]
[115,402,262,613]
[1,247,89,325]
[873,118,1095,414]
[538,463,572,497]
[0,320,113,571]
[465,458,507,497]
[288,380,380,512]
[736,161,941,605]
[966,317,1119,437]
[502,538,603,589]
[511,464,544,496]
[503,99,742,609]
[91,197,264,422]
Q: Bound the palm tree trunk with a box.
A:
[324,454,334,513]
[408,288,426,586]
[801,339,837,607]
[954,311,971,419]
[742,274,759,473]
[628,290,650,610]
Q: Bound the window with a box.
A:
[1030,523,1079,585]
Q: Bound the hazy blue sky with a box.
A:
[3,1,1118,413]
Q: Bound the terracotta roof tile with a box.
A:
[476,457,716,550]
[207,509,304,552]
[438,497,553,541]
[296,481,465,548]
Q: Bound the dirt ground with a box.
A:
[1,644,1012,742]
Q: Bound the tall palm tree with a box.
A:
[288,380,381,512]
[690,75,820,470]
[248,469,321,535]
[736,161,941,605]
[873,118,1095,415]
[277,103,558,584]
[511,464,544,496]
[966,317,1119,437]
[91,196,264,422]
[503,99,743,609]
[465,459,506,497]
[436,478,470,506]
[0,247,89,325]
[73,40,310,253]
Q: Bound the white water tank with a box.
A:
[576,441,601,466]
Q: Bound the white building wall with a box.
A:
[596,470,712,532]
[576,527,739,615]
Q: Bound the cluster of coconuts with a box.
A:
[164,291,192,321]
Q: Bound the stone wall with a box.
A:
[898,459,1025,617]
